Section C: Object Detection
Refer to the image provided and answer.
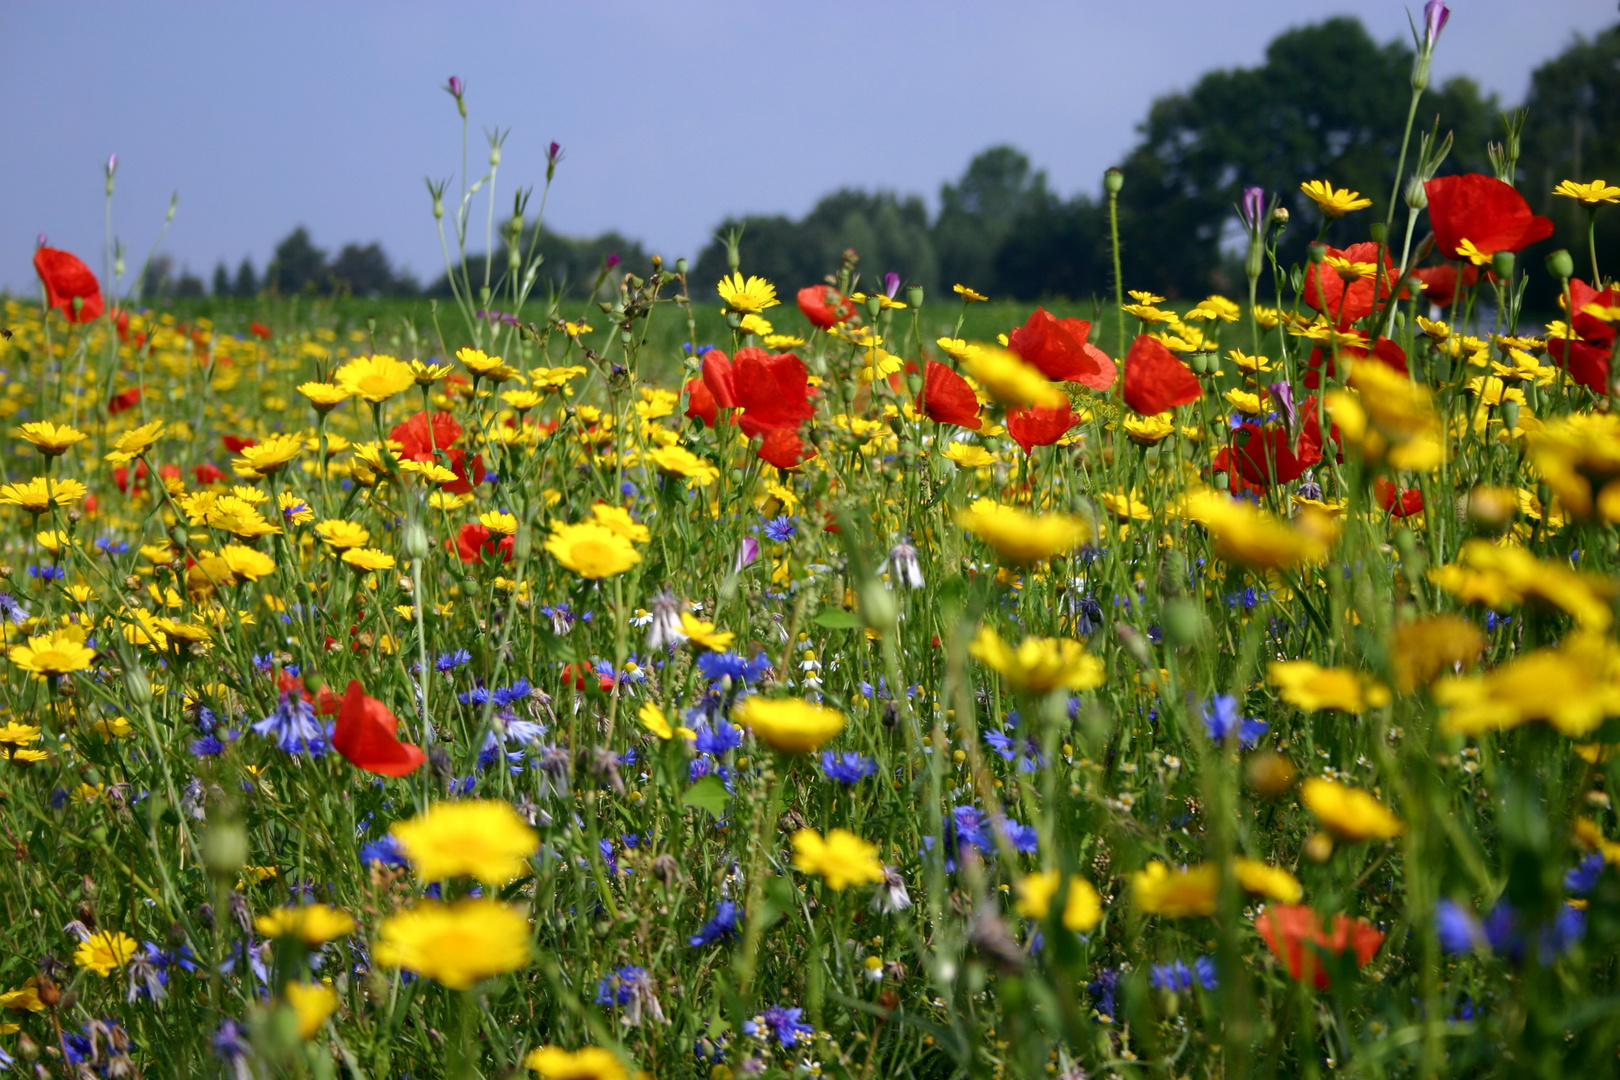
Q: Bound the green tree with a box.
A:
[934,146,1051,295]
[1114,16,1496,297]
[232,257,259,298]
[266,226,328,295]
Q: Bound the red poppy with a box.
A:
[1210,446,1266,497]
[701,349,738,409]
[1123,335,1202,416]
[157,464,183,484]
[33,248,104,323]
[1409,263,1479,309]
[560,662,613,693]
[1255,905,1385,989]
[438,448,486,494]
[391,410,463,459]
[732,348,814,433]
[222,435,256,454]
[1229,399,1323,486]
[1007,308,1117,390]
[450,522,513,563]
[1305,337,1408,390]
[1006,403,1081,454]
[682,377,718,427]
[918,361,982,429]
[113,460,150,494]
[1546,279,1619,393]
[107,386,143,415]
[108,307,132,344]
[1424,173,1554,262]
[1374,477,1424,517]
[1303,242,1403,325]
[193,463,226,486]
[756,426,817,470]
[797,285,856,330]
[331,680,427,778]
[1565,278,1620,345]
[249,321,272,340]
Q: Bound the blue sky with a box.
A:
[3,1,1614,294]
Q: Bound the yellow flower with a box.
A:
[1122,413,1175,445]
[1300,777,1404,840]
[717,272,780,314]
[1525,412,1620,520]
[638,702,695,742]
[734,696,845,754]
[373,899,531,989]
[1233,858,1303,903]
[1268,660,1386,714]
[316,519,371,549]
[284,982,338,1039]
[1128,289,1167,305]
[342,548,396,573]
[545,522,641,578]
[398,458,458,484]
[647,444,720,486]
[956,499,1090,564]
[1015,871,1104,932]
[590,503,649,543]
[1098,489,1152,521]
[737,313,774,336]
[220,544,275,581]
[1430,539,1613,631]
[0,476,87,513]
[953,283,988,302]
[1435,631,1620,737]
[791,827,885,890]
[475,510,517,537]
[0,723,42,746]
[1131,861,1219,918]
[0,978,45,1013]
[1390,615,1486,694]
[679,612,734,651]
[1455,238,1494,267]
[1299,180,1372,217]
[255,904,357,944]
[104,420,165,463]
[1553,179,1620,206]
[336,354,415,402]
[956,343,1065,408]
[74,931,138,976]
[410,359,455,384]
[532,365,588,392]
[391,800,539,885]
[16,421,87,457]
[9,629,96,676]
[456,347,508,377]
[297,381,350,412]
[943,442,995,468]
[278,492,315,525]
[501,389,543,412]
[970,625,1104,693]
[524,1046,629,1080]
[1182,490,1325,571]
[234,434,304,476]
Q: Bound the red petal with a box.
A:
[332,680,426,778]
[755,426,816,469]
[33,248,104,323]
[1424,173,1554,260]
[733,348,813,428]
[1005,403,1078,454]
[796,285,855,329]
[683,377,719,428]
[701,350,738,409]
[1122,335,1202,415]
[919,361,982,429]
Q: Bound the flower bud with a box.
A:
[906,283,924,308]
[1103,168,1124,195]
[1161,598,1204,645]
[1546,248,1574,281]
[124,665,153,707]
[858,580,897,633]
[675,257,689,276]
[1308,242,1327,265]
[1404,175,1429,210]
[201,821,249,878]
[1303,831,1334,863]
[1500,400,1520,431]
[1491,250,1515,280]
[404,520,429,560]
[1271,206,1290,225]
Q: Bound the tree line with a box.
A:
[156,15,1618,306]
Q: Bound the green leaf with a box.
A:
[812,608,863,629]
[681,775,731,819]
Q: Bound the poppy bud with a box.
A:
[906,284,924,308]
[404,520,429,560]
[1545,248,1574,281]
[201,821,249,878]
[1162,598,1203,645]
[1213,470,1229,492]
[1368,222,1386,244]
[859,581,897,633]
[1104,168,1124,195]
[1491,250,1515,280]
[1307,243,1327,265]
[1500,400,1520,430]
[125,664,152,707]
[1404,176,1428,211]
[864,294,882,320]
[1189,353,1208,375]
[676,258,689,276]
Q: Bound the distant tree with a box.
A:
[174,269,206,298]
[425,227,652,302]
[266,227,328,294]
[233,257,259,297]
[1519,24,1620,304]
[211,263,231,297]
[331,242,405,297]
[934,146,1051,295]
[1113,17,1496,297]
[139,255,174,301]
[994,195,1111,302]
[693,189,937,300]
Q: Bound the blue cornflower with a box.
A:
[689,900,743,947]
[820,751,876,785]
[746,1005,814,1048]
[1149,960,1193,991]
[189,734,226,757]
[686,758,734,792]
[360,835,409,868]
[697,651,771,686]
[458,686,492,706]
[0,592,28,625]
[1566,853,1605,896]
[1192,955,1218,988]
[693,720,743,757]
[1436,899,1486,954]
[1087,968,1119,1020]
[492,679,532,707]
[250,693,329,756]
[436,649,471,672]
[594,965,648,1006]
[212,1020,251,1067]
[95,537,130,556]
[761,516,797,542]
[1202,694,1268,748]
[29,564,65,581]
[998,819,1039,855]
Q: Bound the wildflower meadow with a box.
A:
[5,4,1620,1078]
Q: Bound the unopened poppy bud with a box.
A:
[1104,168,1124,195]
[864,294,882,320]
[906,283,924,308]
[1368,222,1386,244]
[124,665,152,707]
[1162,598,1203,645]
[201,821,249,877]
[403,520,429,560]
[1491,250,1515,280]
[1114,621,1154,668]
[1307,242,1327,265]
[16,1033,38,1060]
[1189,353,1208,375]
[1303,831,1334,863]
[1404,175,1428,210]
[1213,470,1229,492]
[675,258,689,276]
[1545,248,1574,281]
[859,581,897,633]
[906,372,923,396]
[1500,400,1520,430]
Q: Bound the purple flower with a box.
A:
[1202,694,1268,749]
[820,751,876,785]
[605,253,621,270]
[883,271,901,299]
[1240,186,1266,232]
[547,142,563,165]
[361,834,409,868]
[735,537,759,570]
[1087,967,1118,1019]
[446,75,464,98]
[761,516,797,542]
[251,692,330,756]
[1567,853,1605,896]
[693,719,743,756]
[689,900,742,947]
[1422,0,1450,48]
[1267,381,1296,432]
[106,154,118,176]
[1436,899,1486,954]
[746,1005,814,1047]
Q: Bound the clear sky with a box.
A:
[3,1,1615,295]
